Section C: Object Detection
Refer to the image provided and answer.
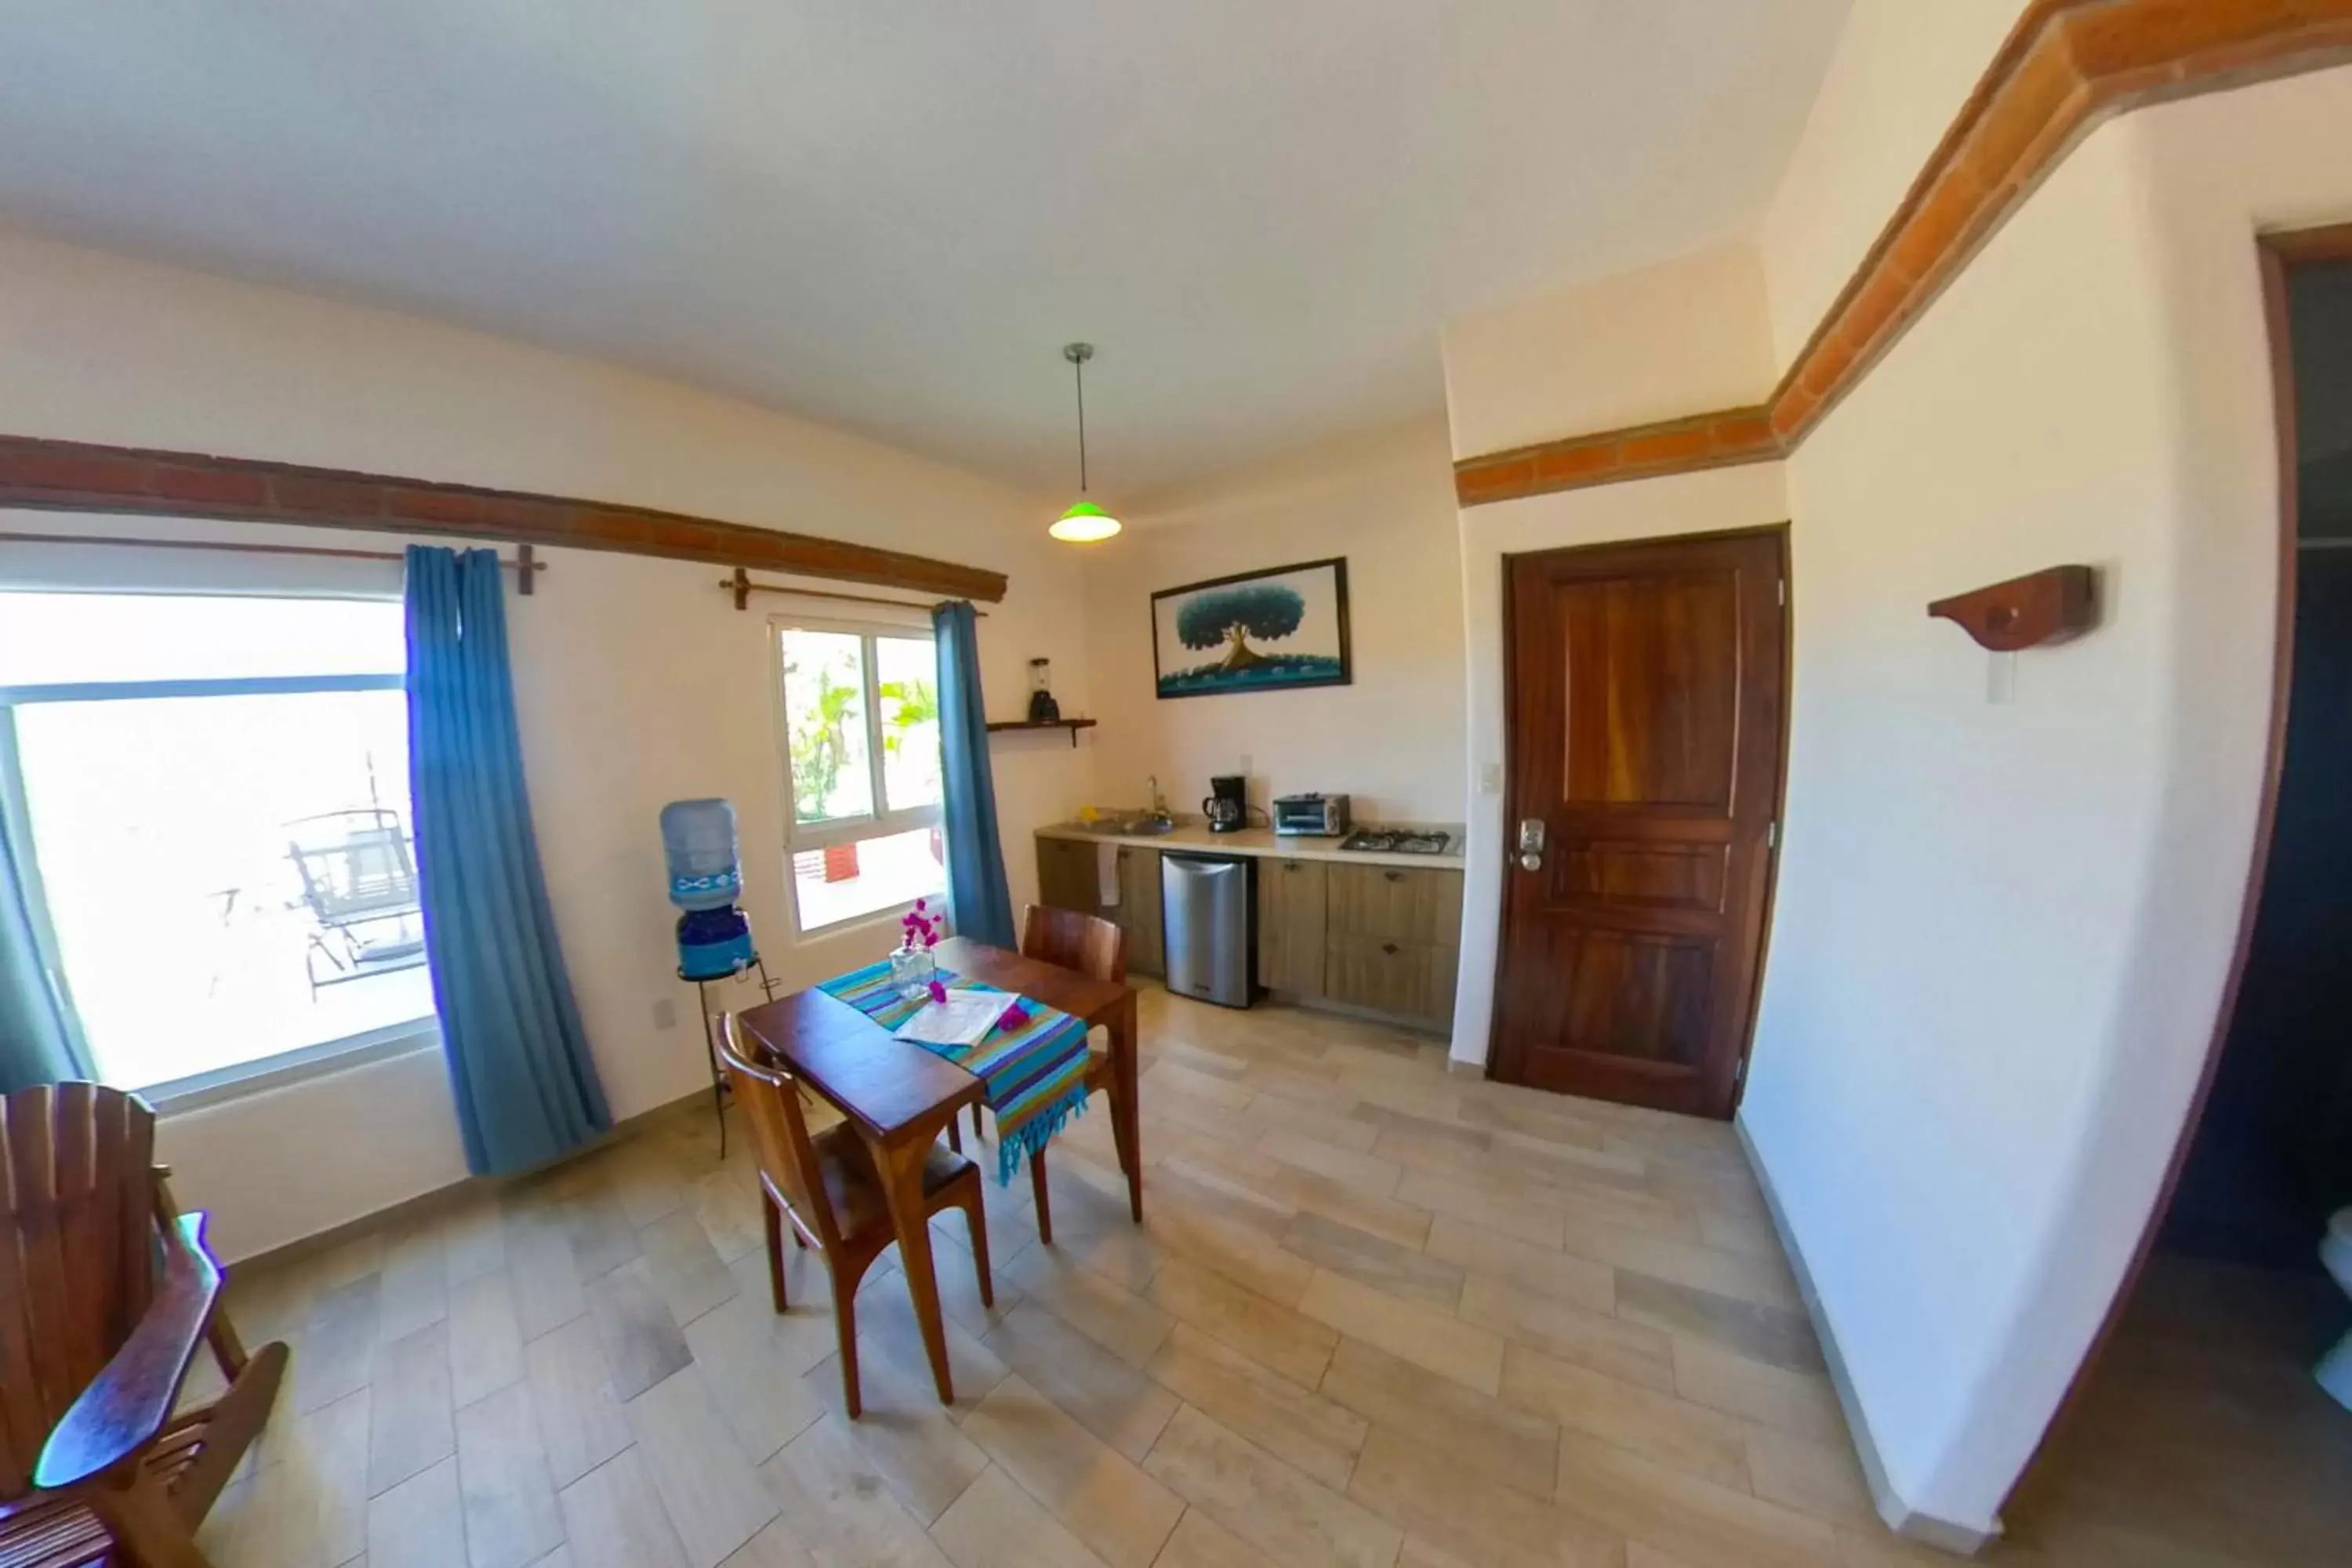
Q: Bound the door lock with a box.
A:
[1516,818,1544,871]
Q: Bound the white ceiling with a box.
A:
[0,2,1851,499]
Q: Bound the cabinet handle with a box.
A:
[1382,942,1399,955]
[1285,862,1302,873]
[1383,870,1403,883]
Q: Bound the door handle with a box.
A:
[1517,817,1545,872]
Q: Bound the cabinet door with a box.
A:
[1258,858,1327,996]
[1326,864,1464,947]
[1035,837,1101,916]
[1117,847,1163,977]
[1324,934,1457,1030]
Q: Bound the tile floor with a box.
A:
[187,985,2346,1567]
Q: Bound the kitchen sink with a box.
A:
[1076,817,1178,837]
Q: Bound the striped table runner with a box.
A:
[816,961,1091,1186]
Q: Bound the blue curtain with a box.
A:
[0,712,91,1092]
[933,601,1015,949]
[407,546,611,1174]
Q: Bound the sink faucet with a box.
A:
[1146,775,1170,821]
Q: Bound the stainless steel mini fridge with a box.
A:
[1160,851,1254,1008]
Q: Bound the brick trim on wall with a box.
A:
[0,433,1008,601]
[1454,0,2352,508]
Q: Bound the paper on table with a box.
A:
[892,991,1002,1048]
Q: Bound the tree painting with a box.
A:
[1173,582,1306,671]
[1153,558,1352,699]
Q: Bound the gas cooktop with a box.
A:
[1337,829,1452,855]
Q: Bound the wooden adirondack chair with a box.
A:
[0,1083,287,1567]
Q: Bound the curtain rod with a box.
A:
[721,567,985,616]
[0,529,543,593]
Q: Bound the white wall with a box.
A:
[1442,243,1777,456]
[0,227,1097,1260]
[1744,65,2352,1533]
[1759,0,2031,372]
[1082,418,1467,826]
[1446,463,1790,1068]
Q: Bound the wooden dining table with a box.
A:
[732,935,1142,1405]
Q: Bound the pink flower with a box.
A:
[927,979,948,1005]
[996,1001,1030,1030]
[914,898,927,913]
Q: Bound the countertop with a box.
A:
[1035,819,1467,871]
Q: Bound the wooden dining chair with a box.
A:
[0,1082,288,1568]
[1017,902,1126,1247]
[714,1012,993,1418]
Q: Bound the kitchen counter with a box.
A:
[1035,819,1466,871]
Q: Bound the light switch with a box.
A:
[1480,762,1504,795]
[652,996,678,1031]
[1987,651,2017,706]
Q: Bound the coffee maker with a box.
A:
[1203,775,1247,833]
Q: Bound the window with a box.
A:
[0,592,434,1094]
[775,618,945,933]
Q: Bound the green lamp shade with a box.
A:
[1049,499,1122,543]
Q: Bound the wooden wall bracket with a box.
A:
[1928,564,2096,651]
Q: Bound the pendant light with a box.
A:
[1050,343,1121,543]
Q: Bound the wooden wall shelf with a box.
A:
[1929,565,2096,651]
[985,718,1097,747]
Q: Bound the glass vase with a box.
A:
[891,942,936,1003]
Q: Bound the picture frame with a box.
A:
[1150,557,1352,700]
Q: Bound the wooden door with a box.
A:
[1035,837,1101,916]
[1490,528,1787,1117]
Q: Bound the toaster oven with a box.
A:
[1271,793,1350,837]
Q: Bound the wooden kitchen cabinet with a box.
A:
[1258,857,1327,996]
[1116,846,1163,977]
[1323,864,1462,1030]
[1036,836,1102,916]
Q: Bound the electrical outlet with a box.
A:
[652,996,678,1031]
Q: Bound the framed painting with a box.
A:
[1151,557,1352,699]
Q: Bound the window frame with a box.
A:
[0,589,436,1101]
[768,612,946,934]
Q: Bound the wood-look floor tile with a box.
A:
[606,1135,693,1228]
[681,1287,827,1465]
[1151,1507,1283,1568]
[1555,1215,1801,1312]
[1003,1245,1173,1369]
[1256,1128,1404,1195]
[1743,1423,1879,1530]
[959,1374,1184,1568]
[855,1256,1013,1419]
[1422,1214,1615,1315]
[506,1205,588,1342]
[929,1464,1114,1568]
[205,1385,372,1567]
[800,1339,990,1524]
[1349,1425,1621,1568]
[1393,1171,1565,1249]
[985,1301,1178,1463]
[367,1455,466,1568]
[456,1381,564,1568]
[1298,1269,1503,1396]
[1500,1342,1750,1491]
[757,1416,954,1568]
[628,1365,782,1567]
[1458,1274,1675,1392]
[689,1167,767,1265]
[1552,1428,1838,1568]
[1143,1190,1317,1308]
[1280,1210,1465,1310]
[1319,1336,1559,1501]
[586,1258,695,1399]
[298,1275,383,1414]
[449,1267,528,1410]
[1142,1403,1401,1568]
[1242,1091,1381,1152]
[524,1315,633,1489]
[376,1219,452,1348]
[637,1207,741,1327]
[368,1321,455,1497]
[1670,1339,1847,1446]
[1615,1270,1824,1375]
[1146,1255,1337,1388]
[441,1192,510,1285]
[558,1446,691,1568]
[561,1175,644,1283]
[1145,1321,1367,1492]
